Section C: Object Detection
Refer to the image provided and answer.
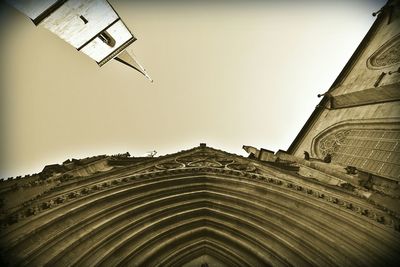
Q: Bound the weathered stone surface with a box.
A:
[1,1,400,266]
[0,146,399,266]
[289,0,400,187]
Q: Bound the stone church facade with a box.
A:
[1,1,400,266]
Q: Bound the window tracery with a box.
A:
[316,127,400,181]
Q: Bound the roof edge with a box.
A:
[287,3,386,155]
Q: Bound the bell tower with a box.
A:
[6,0,152,80]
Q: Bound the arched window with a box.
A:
[313,120,400,181]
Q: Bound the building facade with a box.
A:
[0,1,399,266]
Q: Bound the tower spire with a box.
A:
[6,0,152,82]
[115,49,153,82]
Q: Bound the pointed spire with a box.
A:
[114,49,153,82]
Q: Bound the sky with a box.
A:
[0,0,386,178]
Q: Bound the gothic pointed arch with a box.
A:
[1,146,399,266]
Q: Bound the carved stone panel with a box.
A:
[367,35,400,69]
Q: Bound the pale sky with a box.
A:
[0,0,386,178]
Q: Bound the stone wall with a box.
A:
[290,0,400,184]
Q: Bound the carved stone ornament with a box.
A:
[155,162,184,170]
[318,130,350,157]
[367,35,400,69]
[135,151,259,175]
